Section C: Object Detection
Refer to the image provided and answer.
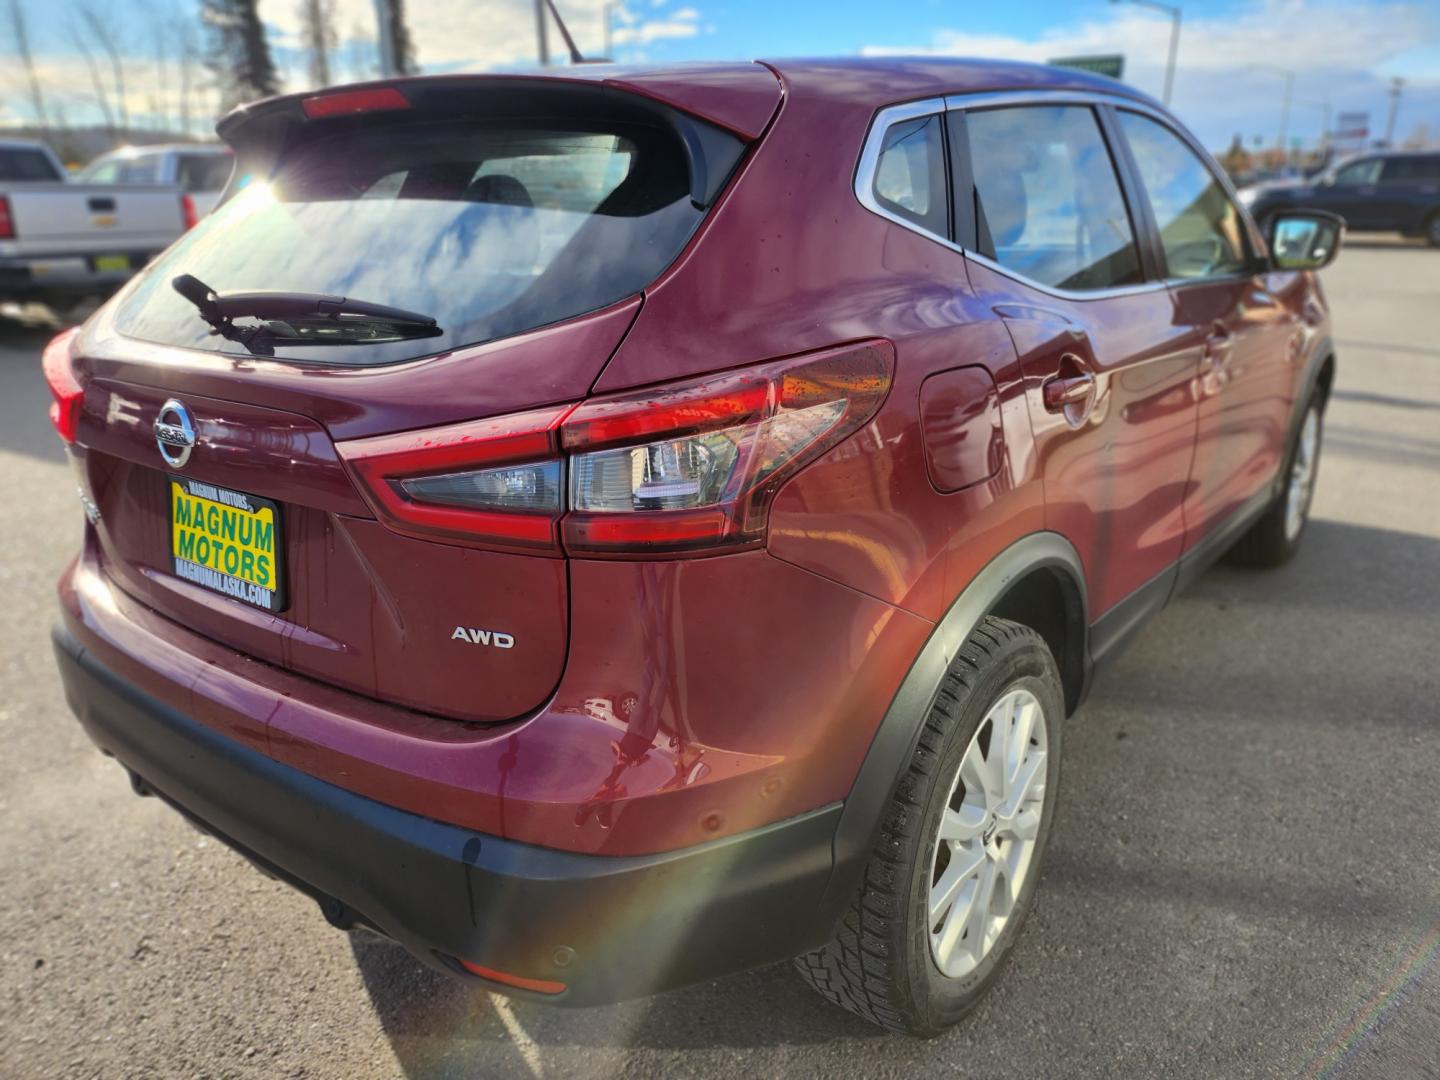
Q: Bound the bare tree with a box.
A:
[343,20,375,83]
[374,0,418,77]
[75,1,130,133]
[176,19,202,136]
[297,0,338,88]
[5,0,52,132]
[149,8,171,132]
[70,25,117,139]
[201,0,280,112]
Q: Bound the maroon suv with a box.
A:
[47,59,1341,1034]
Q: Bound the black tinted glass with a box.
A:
[177,154,234,192]
[113,119,703,365]
[1381,156,1440,183]
[873,115,949,239]
[0,148,62,182]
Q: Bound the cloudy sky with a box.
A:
[2,0,1437,151]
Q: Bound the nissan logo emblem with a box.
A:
[153,399,197,469]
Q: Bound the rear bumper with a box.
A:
[53,625,840,1004]
[0,253,144,299]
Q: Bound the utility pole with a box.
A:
[603,1,616,58]
[1110,0,1181,108]
[1277,70,1294,164]
[535,0,550,66]
[1383,77,1405,147]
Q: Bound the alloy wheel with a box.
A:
[1285,407,1320,542]
[927,686,1048,979]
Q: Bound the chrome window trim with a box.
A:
[853,87,1265,302]
[852,97,967,258]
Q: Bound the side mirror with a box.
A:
[1268,210,1345,271]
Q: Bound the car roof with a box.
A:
[225,57,1161,147]
[760,55,1159,109]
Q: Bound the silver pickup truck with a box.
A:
[1,138,190,308]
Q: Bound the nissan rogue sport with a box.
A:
[46,59,1342,1035]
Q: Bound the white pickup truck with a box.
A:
[1,138,191,308]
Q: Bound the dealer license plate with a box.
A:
[169,477,286,612]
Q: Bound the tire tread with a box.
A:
[793,617,1041,1033]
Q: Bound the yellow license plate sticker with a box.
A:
[94,254,129,272]
[169,478,285,611]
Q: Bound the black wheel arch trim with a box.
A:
[818,531,1087,935]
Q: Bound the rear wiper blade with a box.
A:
[171,274,441,355]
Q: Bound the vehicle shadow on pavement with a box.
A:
[349,934,883,1075]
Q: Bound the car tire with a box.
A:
[1425,211,1440,248]
[1228,391,1324,567]
[794,616,1063,1036]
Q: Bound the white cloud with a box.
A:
[862,2,1435,74]
[861,1,1440,147]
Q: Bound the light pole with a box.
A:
[534,0,550,66]
[603,2,618,59]
[1383,77,1405,147]
[1277,70,1294,164]
[1110,0,1181,108]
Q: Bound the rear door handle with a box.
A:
[1205,326,1234,364]
[1043,373,1096,411]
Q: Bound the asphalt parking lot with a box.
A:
[2,240,1438,1079]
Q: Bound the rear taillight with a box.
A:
[336,341,894,558]
[0,195,14,240]
[180,193,198,230]
[336,405,572,554]
[41,328,83,444]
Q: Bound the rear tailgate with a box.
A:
[7,184,184,252]
[71,369,576,723]
[64,71,773,724]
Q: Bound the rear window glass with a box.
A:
[112,119,704,365]
[177,153,233,192]
[0,147,62,182]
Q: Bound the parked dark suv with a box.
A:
[46,59,1342,1035]
[1241,150,1440,245]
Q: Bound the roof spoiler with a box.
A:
[216,72,775,211]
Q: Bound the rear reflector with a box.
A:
[336,341,895,558]
[41,328,83,444]
[301,87,410,119]
[0,195,13,240]
[456,959,567,995]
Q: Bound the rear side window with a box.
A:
[112,120,705,365]
[1333,158,1382,186]
[116,155,163,184]
[967,105,1141,291]
[1116,111,1249,281]
[1381,156,1440,183]
[177,153,233,192]
[872,115,948,238]
[0,147,62,182]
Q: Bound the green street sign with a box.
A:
[1049,55,1125,80]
